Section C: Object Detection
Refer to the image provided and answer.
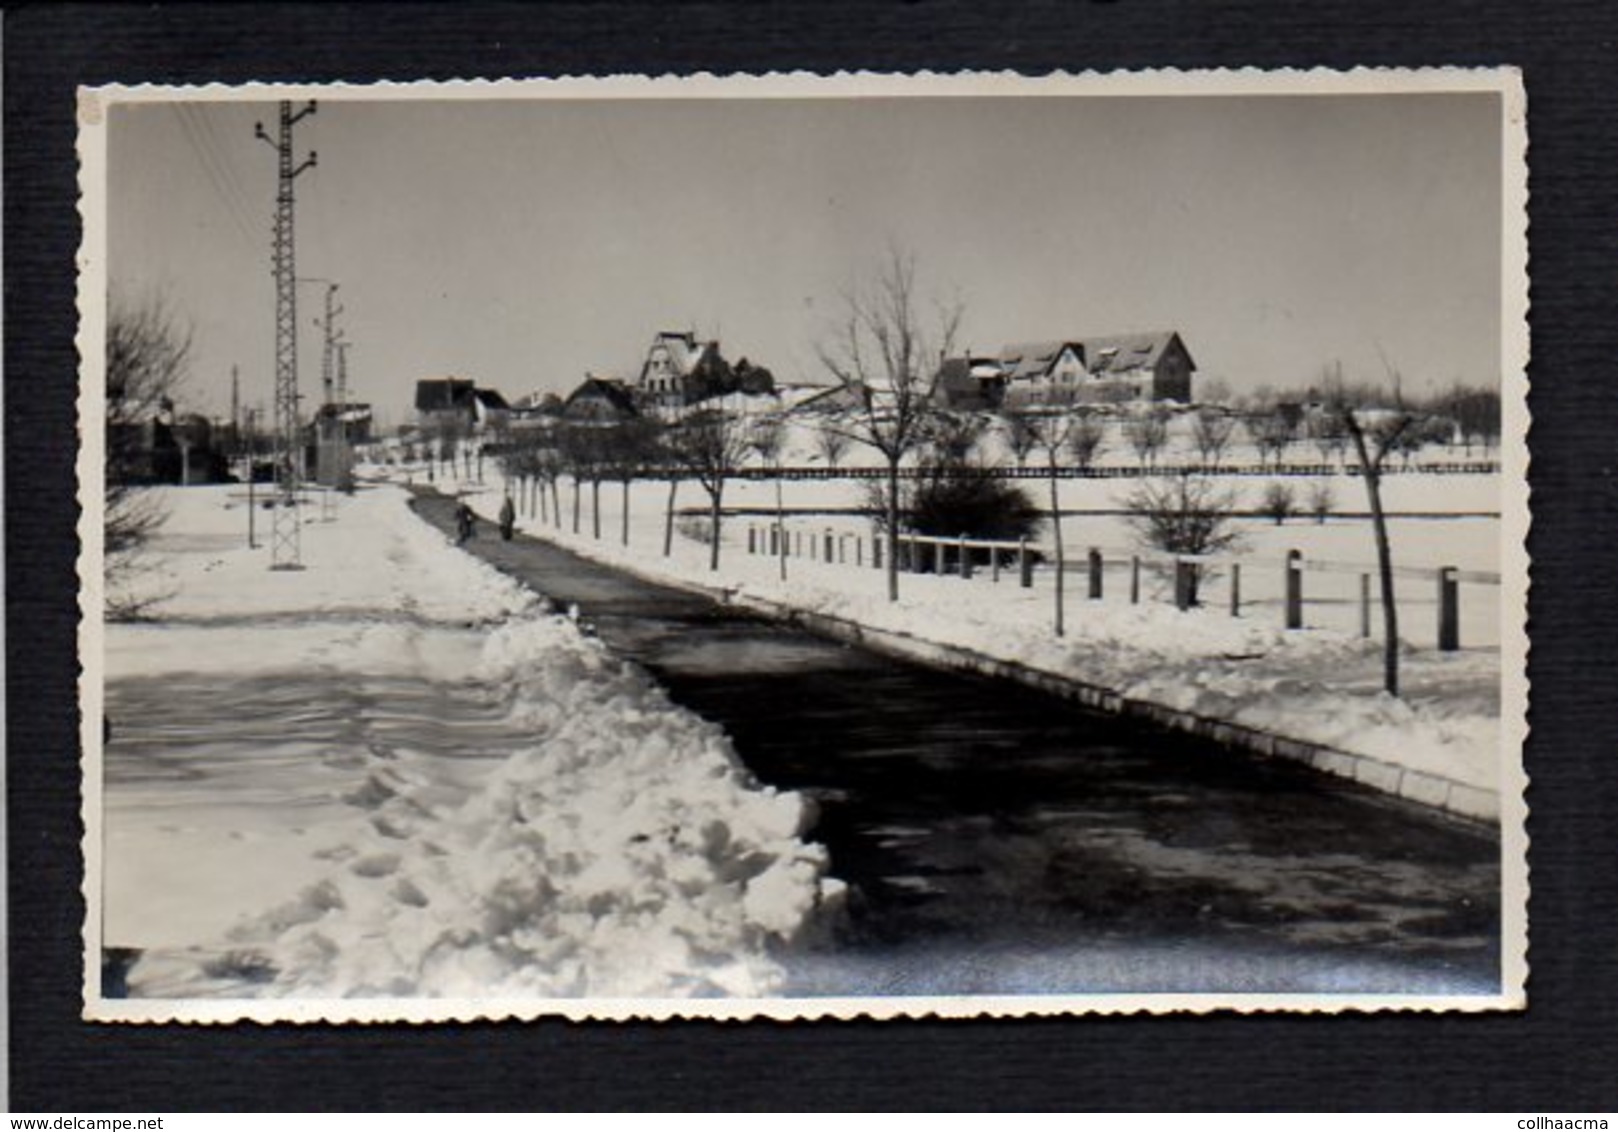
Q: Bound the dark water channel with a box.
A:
[412,491,1500,996]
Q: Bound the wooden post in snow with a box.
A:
[1438,566,1460,651]
[1285,549,1305,630]
[1088,548,1103,600]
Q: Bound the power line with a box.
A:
[170,104,256,248]
[187,104,263,242]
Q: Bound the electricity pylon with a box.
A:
[254,99,317,570]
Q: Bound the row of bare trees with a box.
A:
[484,251,1491,701]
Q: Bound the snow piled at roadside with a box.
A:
[801,586,1499,789]
[110,485,835,999]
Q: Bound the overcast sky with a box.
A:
[105,87,1505,424]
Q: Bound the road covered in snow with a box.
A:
[99,483,837,1000]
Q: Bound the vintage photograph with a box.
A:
[78,70,1528,1021]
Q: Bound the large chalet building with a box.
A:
[936,330,1196,410]
[634,330,775,408]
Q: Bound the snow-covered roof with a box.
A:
[995,332,1194,381]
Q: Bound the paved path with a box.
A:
[412,489,1501,996]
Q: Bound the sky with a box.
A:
[104,86,1507,426]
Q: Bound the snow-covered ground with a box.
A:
[402,454,1509,802]
[100,484,836,999]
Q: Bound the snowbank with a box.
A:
[105,484,835,999]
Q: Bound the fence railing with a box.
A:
[727,459,1499,482]
[744,521,1499,651]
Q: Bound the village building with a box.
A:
[413,377,511,433]
[932,353,1010,412]
[311,401,373,446]
[635,330,776,407]
[561,375,641,423]
[936,330,1197,410]
[109,410,231,485]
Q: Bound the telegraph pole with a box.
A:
[254,99,317,570]
[335,339,350,409]
[335,341,355,492]
[229,364,240,457]
[315,281,343,409]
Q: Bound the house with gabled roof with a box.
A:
[414,377,511,431]
[637,330,733,406]
[562,375,641,422]
[936,331,1196,410]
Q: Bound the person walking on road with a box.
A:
[499,494,516,541]
[455,500,476,545]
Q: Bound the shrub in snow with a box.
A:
[1261,481,1296,525]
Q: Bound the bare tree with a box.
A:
[817,249,960,601]
[1002,411,1040,469]
[1124,474,1243,607]
[814,420,851,470]
[1306,479,1335,524]
[105,291,191,618]
[1191,407,1236,469]
[1197,376,1233,406]
[1013,399,1086,636]
[1322,365,1423,697]
[1123,404,1170,469]
[748,412,789,580]
[1068,409,1107,472]
[557,423,605,535]
[432,414,467,479]
[1440,382,1501,455]
[665,406,750,571]
[1246,404,1297,470]
[602,415,657,546]
[1305,410,1349,468]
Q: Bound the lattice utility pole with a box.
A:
[255,99,317,570]
[314,281,343,409]
[335,340,350,408]
[335,341,355,492]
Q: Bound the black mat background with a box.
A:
[7,1,1617,1112]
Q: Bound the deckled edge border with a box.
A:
[73,66,1532,1025]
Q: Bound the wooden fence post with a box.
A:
[1285,549,1304,630]
[1088,548,1103,600]
[1130,556,1141,604]
[1438,566,1460,651]
[1019,538,1033,588]
[748,526,757,555]
[992,549,1001,584]
[873,535,883,571]
[1174,558,1195,611]
[959,535,971,579]
[825,528,835,563]
[934,539,946,576]
[1230,562,1241,617]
